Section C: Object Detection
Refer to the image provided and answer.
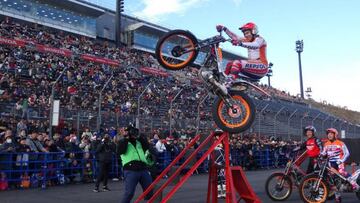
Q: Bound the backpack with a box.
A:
[20,174,31,188]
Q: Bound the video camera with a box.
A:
[125,123,139,139]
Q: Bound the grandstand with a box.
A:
[0,0,358,141]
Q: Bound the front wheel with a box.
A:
[212,91,255,133]
[265,172,293,201]
[155,29,199,70]
[299,174,329,203]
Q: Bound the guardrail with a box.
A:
[0,148,293,190]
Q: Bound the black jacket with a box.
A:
[96,141,115,163]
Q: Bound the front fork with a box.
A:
[199,69,240,112]
[217,93,241,116]
[314,166,327,192]
[278,164,292,188]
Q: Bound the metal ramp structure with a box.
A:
[135,131,261,203]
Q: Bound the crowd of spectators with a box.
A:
[0,18,304,121]
[0,19,211,131]
[0,118,299,189]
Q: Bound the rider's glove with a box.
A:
[216,25,227,32]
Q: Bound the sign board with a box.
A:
[341,130,345,139]
[52,100,60,126]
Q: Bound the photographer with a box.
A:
[165,136,179,159]
[118,124,153,203]
[93,134,115,192]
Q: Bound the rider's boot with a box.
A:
[335,196,342,203]
[335,192,342,203]
[347,175,360,191]
[224,75,235,88]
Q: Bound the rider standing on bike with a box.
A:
[215,22,268,84]
[298,126,323,174]
[321,128,359,202]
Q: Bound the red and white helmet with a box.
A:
[239,22,258,35]
[326,128,339,138]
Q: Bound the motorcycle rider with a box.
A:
[297,126,323,174]
[321,128,359,202]
[216,22,268,85]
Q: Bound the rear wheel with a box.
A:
[299,174,329,203]
[155,29,199,70]
[212,91,255,133]
[265,172,293,201]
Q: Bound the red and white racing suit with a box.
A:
[321,139,350,176]
[223,29,268,80]
[321,139,352,200]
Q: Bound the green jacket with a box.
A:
[120,140,151,166]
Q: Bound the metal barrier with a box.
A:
[0,151,122,190]
[0,147,294,190]
[2,91,360,140]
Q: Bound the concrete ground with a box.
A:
[0,169,359,203]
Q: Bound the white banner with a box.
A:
[52,100,60,126]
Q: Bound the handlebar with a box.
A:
[198,31,231,46]
[316,155,329,167]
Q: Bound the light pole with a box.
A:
[136,81,154,130]
[196,92,210,135]
[287,109,298,140]
[267,62,273,87]
[331,118,337,128]
[258,104,269,139]
[296,40,304,99]
[49,66,68,138]
[300,111,309,142]
[274,107,285,138]
[97,73,114,132]
[322,115,330,133]
[311,113,321,126]
[115,0,124,47]
[169,88,183,136]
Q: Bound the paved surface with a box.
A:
[0,169,359,203]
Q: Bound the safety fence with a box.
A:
[0,151,121,190]
[0,149,291,190]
